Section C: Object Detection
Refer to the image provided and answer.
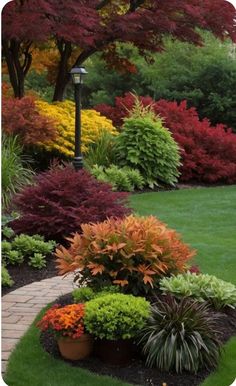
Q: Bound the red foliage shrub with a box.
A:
[155,100,236,183]
[2,96,56,145]
[11,165,131,242]
[95,93,236,184]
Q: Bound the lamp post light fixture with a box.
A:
[70,66,88,170]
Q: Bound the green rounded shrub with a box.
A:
[2,265,14,287]
[73,285,121,303]
[139,296,221,373]
[160,272,236,310]
[84,293,150,340]
[116,100,181,188]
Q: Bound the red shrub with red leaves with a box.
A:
[11,165,131,242]
[95,93,236,184]
[2,96,56,146]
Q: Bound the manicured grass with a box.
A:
[130,186,236,284]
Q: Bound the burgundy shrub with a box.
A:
[11,165,131,242]
[95,93,236,184]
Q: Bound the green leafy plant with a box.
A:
[84,293,150,340]
[139,296,221,373]
[2,226,15,239]
[1,134,34,209]
[91,164,144,192]
[160,273,236,310]
[85,131,119,168]
[2,241,12,258]
[12,234,56,256]
[116,98,181,188]
[2,265,14,287]
[6,250,24,265]
[28,253,46,269]
[72,285,121,303]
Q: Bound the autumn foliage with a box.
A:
[11,165,130,242]
[2,96,56,146]
[95,93,236,184]
[55,215,195,296]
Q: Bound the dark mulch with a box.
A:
[2,257,58,296]
[40,293,236,386]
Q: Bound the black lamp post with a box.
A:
[70,66,88,170]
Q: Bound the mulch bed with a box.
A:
[40,293,236,386]
[2,257,58,296]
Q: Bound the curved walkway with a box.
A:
[1,275,74,374]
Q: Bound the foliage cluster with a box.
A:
[160,273,236,310]
[11,165,130,242]
[96,93,236,184]
[90,165,144,192]
[37,304,85,339]
[84,131,119,168]
[2,134,34,209]
[139,296,221,373]
[72,286,120,303]
[1,265,14,287]
[36,100,117,157]
[116,101,181,187]
[55,215,195,296]
[84,293,150,340]
[2,227,56,272]
[2,96,56,146]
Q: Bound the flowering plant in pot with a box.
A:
[84,293,150,365]
[37,303,93,360]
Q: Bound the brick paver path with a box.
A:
[1,275,74,374]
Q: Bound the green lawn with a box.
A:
[4,186,236,386]
[130,186,236,284]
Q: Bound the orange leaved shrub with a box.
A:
[55,215,195,296]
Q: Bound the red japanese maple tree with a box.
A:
[2,0,236,100]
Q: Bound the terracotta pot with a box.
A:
[57,334,93,361]
[95,339,135,366]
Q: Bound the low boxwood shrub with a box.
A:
[90,164,144,191]
[139,296,221,374]
[116,99,181,187]
[56,215,195,296]
[84,293,150,340]
[11,165,130,242]
[160,273,236,309]
[28,253,47,269]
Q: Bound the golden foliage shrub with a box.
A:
[36,100,118,157]
[56,215,195,295]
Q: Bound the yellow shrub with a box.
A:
[36,100,117,157]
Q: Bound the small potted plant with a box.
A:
[84,293,150,365]
[37,303,93,360]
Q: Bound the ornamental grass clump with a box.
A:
[37,304,85,340]
[56,215,195,295]
[160,272,236,309]
[84,293,150,340]
[139,296,221,374]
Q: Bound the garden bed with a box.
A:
[2,257,57,296]
[40,293,236,386]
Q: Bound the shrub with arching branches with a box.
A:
[11,164,130,242]
[55,214,195,296]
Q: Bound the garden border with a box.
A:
[1,275,73,374]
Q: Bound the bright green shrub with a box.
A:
[28,253,46,269]
[84,293,150,340]
[2,241,12,258]
[116,100,181,187]
[6,250,24,265]
[139,296,221,373]
[2,266,14,287]
[91,164,144,191]
[160,273,236,309]
[72,285,120,303]
[2,226,15,239]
